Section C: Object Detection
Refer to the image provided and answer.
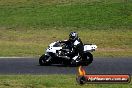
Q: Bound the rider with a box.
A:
[59,32,84,63]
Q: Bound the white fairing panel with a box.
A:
[46,47,62,53]
[84,45,97,52]
[49,42,56,47]
[46,41,62,53]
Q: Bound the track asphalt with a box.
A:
[0,57,132,75]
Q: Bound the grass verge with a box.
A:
[0,28,132,57]
[0,75,131,88]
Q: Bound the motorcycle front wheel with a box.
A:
[39,54,51,66]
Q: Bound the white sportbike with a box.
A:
[39,41,97,66]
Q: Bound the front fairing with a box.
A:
[46,47,62,53]
[45,41,62,53]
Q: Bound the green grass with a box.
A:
[0,75,131,88]
[0,0,131,29]
[0,28,131,57]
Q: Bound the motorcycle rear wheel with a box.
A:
[82,52,93,66]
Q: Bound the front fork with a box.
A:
[45,53,52,62]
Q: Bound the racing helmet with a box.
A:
[69,32,78,41]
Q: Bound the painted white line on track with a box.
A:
[0,57,37,59]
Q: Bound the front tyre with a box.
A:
[39,54,51,66]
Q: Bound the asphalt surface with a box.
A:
[0,57,132,75]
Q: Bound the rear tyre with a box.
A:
[83,52,93,66]
[39,54,51,66]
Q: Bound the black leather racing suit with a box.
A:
[60,38,84,58]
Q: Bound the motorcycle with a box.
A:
[39,41,97,66]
